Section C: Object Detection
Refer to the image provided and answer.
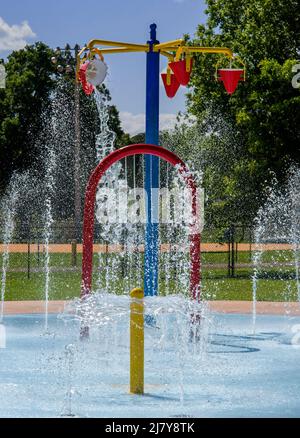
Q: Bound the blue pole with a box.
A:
[144,24,160,297]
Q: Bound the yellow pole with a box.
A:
[130,288,144,395]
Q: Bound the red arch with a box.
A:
[81,144,201,300]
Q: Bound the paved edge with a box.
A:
[2,300,300,316]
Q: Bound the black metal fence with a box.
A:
[0,221,257,279]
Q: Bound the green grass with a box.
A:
[4,271,81,301]
[5,249,296,269]
[202,278,298,301]
[2,250,299,302]
[3,270,299,302]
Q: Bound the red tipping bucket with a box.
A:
[161,72,180,98]
[218,69,244,95]
[78,62,95,96]
[169,58,193,86]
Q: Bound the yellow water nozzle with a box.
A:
[130,288,144,395]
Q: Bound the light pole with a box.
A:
[51,44,82,241]
[74,45,81,241]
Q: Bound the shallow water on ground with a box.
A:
[0,306,300,418]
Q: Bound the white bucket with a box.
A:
[86,59,108,86]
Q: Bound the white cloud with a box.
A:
[120,112,178,136]
[0,17,36,51]
[120,112,145,135]
[159,113,180,131]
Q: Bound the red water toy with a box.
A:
[78,62,94,96]
[169,58,193,86]
[161,71,180,98]
[218,68,245,95]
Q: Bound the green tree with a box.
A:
[185,0,300,225]
[0,42,126,198]
[0,42,55,192]
[161,113,260,228]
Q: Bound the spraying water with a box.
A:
[43,144,56,332]
[61,344,77,417]
[289,167,300,302]
[251,225,263,332]
[42,88,73,332]
[93,89,144,294]
[251,167,300,330]
[0,182,18,321]
[41,84,80,332]
[0,173,30,321]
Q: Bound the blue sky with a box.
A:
[0,0,207,134]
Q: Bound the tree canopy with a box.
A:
[184,0,300,225]
[0,42,55,192]
[0,42,125,195]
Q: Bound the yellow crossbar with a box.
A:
[186,46,233,58]
[87,39,148,51]
[154,39,184,50]
[94,47,149,54]
[76,38,236,77]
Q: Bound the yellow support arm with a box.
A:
[87,39,148,52]
[159,46,234,59]
[92,47,149,55]
[154,39,184,50]
[76,37,236,80]
[80,38,233,60]
[156,45,234,61]
[186,46,233,58]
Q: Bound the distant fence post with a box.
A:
[227,228,231,277]
[231,225,235,277]
[27,223,31,280]
[71,240,77,267]
[227,225,235,278]
[37,241,40,267]
[249,228,253,262]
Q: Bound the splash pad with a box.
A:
[2,24,300,419]
[75,25,245,392]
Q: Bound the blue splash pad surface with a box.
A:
[0,312,300,418]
